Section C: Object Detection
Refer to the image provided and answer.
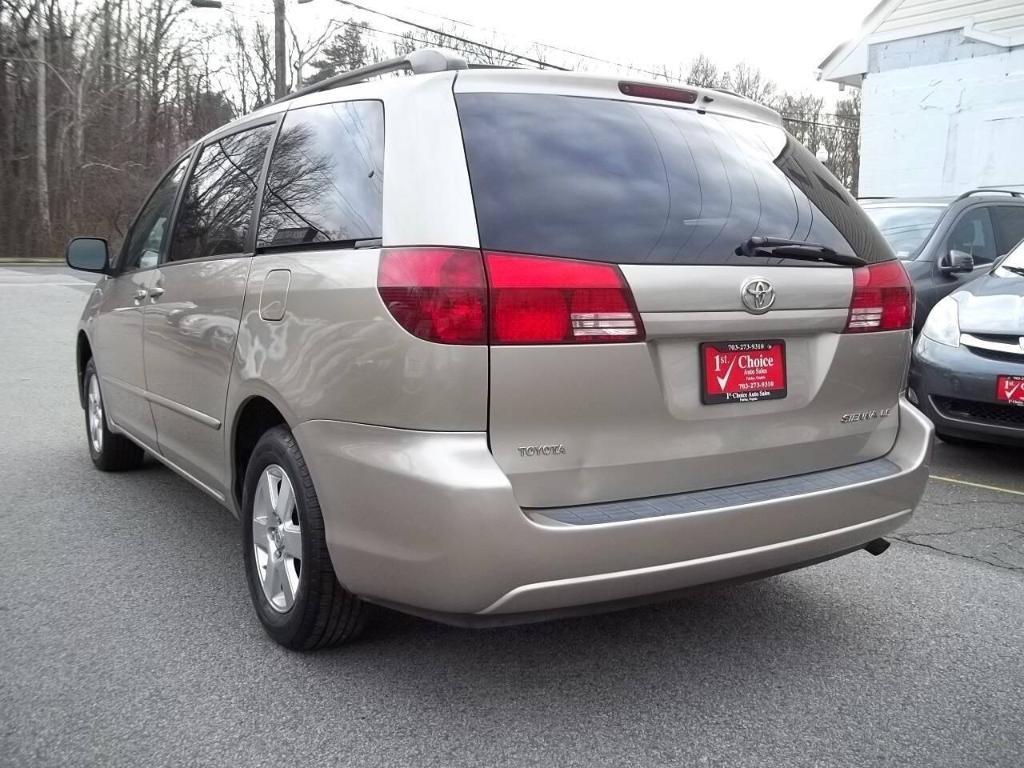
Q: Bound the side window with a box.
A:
[946,207,997,265]
[120,155,190,271]
[991,206,1024,256]
[258,100,384,248]
[169,124,274,263]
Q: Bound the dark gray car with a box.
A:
[910,242,1024,445]
[862,190,1024,333]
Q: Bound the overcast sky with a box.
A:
[215,0,879,98]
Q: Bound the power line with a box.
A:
[210,0,861,135]
[327,0,569,70]
[332,2,859,134]
[373,0,679,80]
[364,0,861,103]
[781,116,859,134]
[307,18,498,67]
[331,0,569,70]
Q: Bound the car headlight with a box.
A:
[921,295,961,347]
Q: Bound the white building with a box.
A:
[819,0,1024,197]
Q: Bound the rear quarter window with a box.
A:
[258,100,384,248]
[456,93,892,266]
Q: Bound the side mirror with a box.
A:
[65,237,110,274]
[939,249,974,275]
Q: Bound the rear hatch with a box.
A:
[453,84,912,508]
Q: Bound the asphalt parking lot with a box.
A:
[2,265,1022,768]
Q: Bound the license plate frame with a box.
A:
[996,375,1024,407]
[700,339,787,405]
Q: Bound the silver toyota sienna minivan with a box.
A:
[66,49,934,649]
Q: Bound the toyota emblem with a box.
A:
[741,278,775,314]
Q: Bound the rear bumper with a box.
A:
[295,398,933,618]
[910,336,1024,445]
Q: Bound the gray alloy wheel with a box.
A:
[252,464,303,613]
[82,358,145,472]
[87,372,104,455]
[242,426,366,649]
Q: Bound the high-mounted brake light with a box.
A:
[485,252,644,345]
[618,81,698,104]
[844,260,914,333]
[377,248,487,344]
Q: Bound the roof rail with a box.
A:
[955,188,1024,201]
[273,48,468,106]
[856,196,893,201]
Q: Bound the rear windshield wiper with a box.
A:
[736,237,866,267]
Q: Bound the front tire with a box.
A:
[83,358,145,471]
[242,426,366,650]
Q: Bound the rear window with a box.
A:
[456,93,892,265]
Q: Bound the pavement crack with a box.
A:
[900,522,1024,538]
[919,498,1024,509]
[892,534,1024,573]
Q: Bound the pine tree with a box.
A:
[305,21,368,84]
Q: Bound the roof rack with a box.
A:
[273,48,468,106]
[955,188,1024,201]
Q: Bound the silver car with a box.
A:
[67,49,933,650]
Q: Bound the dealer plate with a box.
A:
[996,375,1024,406]
[701,340,787,405]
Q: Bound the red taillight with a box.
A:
[618,81,698,104]
[378,248,644,345]
[845,260,914,333]
[377,248,487,344]
[485,252,644,345]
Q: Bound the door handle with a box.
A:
[148,286,165,301]
[133,289,148,305]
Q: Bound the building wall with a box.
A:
[860,41,1024,196]
[875,0,1024,42]
[869,29,1006,71]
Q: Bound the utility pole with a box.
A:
[192,0,307,99]
[273,0,287,98]
[35,0,51,246]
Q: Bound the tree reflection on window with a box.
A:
[258,100,384,248]
[170,124,274,262]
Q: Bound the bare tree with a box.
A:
[0,3,862,260]
[722,61,777,104]
[288,15,341,87]
[684,54,720,88]
[34,0,50,242]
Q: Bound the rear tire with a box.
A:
[83,358,145,471]
[242,425,366,650]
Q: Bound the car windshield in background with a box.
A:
[456,93,893,266]
[862,205,944,259]
[996,239,1024,276]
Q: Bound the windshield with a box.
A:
[862,205,944,259]
[996,238,1024,276]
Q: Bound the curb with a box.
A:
[0,260,64,266]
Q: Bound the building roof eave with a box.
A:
[817,0,901,84]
